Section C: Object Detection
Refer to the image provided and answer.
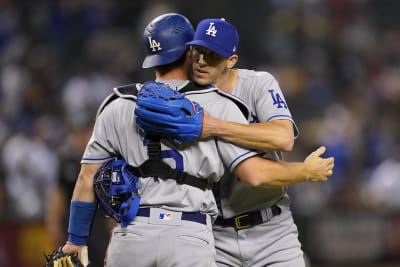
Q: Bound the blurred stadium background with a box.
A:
[0,0,399,266]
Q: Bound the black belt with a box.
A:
[214,205,281,230]
[136,208,207,225]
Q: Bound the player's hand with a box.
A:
[62,243,89,266]
[43,243,88,267]
[303,146,334,182]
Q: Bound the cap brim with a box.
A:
[186,40,230,58]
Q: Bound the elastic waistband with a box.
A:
[214,205,281,230]
[137,207,207,225]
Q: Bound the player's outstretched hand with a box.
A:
[303,146,334,182]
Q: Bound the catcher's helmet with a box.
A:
[142,13,194,68]
[94,159,140,228]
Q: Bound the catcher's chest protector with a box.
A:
[99,81,249,121]
[96,83,141,117]
[96,82,213,191]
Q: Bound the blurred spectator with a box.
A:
[1,116,59,220]
[361,148,400,212]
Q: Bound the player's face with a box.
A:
[191,46,228,85]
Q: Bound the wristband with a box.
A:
[67,200,97,245]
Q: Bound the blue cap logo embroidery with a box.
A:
[205,22,217,37]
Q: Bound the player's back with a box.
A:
[82,80,257,219]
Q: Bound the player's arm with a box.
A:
[71,163,102,201]
[62,163,103,260]
[201,113,294,151]
[234,146,334,187]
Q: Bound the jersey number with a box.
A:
[160,149,183,171]
[143,139,183,171]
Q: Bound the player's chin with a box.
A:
[192,72,211,85]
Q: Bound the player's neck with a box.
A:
[215,69,237,93]
[155,67,190,81]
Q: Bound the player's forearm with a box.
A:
[235,146,333,187]
[258,160,311,187]
[71,163,102,202]
[67,163,102,247]
[235,156,310,187]
[201,114,294,151]
[71,177,95,202]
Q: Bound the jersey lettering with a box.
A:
[148,36,162,52]
[205,23,217,37]
[268,89,287,109]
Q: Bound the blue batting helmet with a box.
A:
[142,13,194,68]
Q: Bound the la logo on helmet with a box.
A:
[148,36,162,52]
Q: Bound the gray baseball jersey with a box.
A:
[214,69,304,267]
[82,80,257,220]
[218,68,298,217]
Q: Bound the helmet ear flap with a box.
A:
[94,159,141,226]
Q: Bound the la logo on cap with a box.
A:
[205,22,217,37]
[188,18,238,58]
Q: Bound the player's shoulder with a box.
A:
[237,68,277,83]
[236,69,281,94]
[215,89,250,119]
[113,83,142,99]
[183,82,251,121]
[96,83,141,117]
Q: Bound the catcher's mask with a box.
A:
[142,13,194,68]
[93,159,140,228]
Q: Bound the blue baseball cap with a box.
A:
[187,18,239,58]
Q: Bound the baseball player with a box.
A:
[188,18,308,266]
[59,13,334,267]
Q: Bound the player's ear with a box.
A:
[186,47,195,63]
[226,55,238,69]
[188,46,194,58]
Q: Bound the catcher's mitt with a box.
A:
[134,81,203,143]
[43,246,88,267]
